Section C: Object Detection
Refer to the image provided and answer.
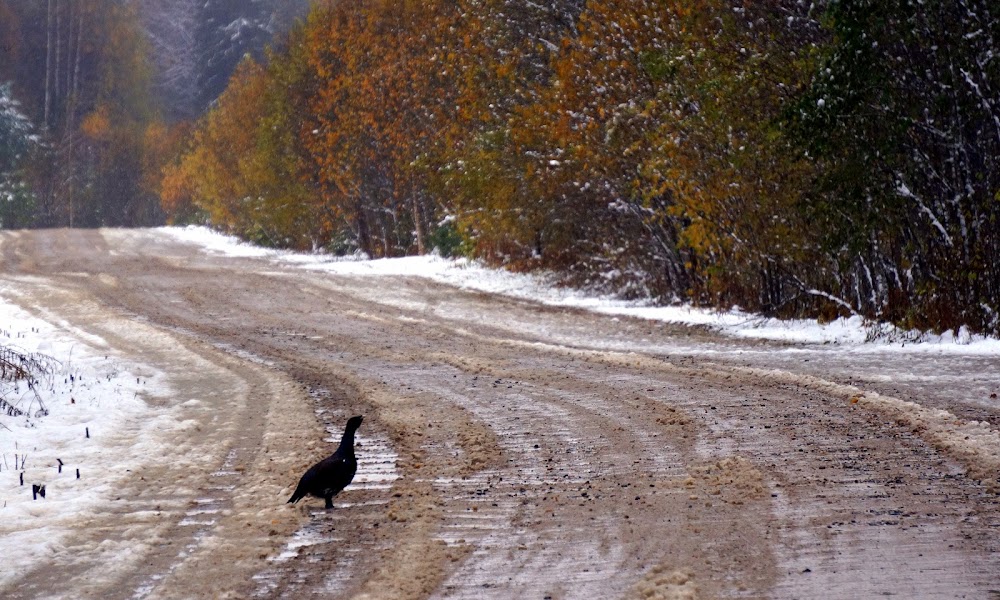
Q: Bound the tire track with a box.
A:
[2,228,998,599]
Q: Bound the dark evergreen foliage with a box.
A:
[792,0,1000,332]
[194,0,309,111]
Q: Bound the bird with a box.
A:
[287,415,363,509]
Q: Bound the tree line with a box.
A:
[162,0,1000,335]
[0,0,307,229]
[3,0,998,336]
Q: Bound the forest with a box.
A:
[2,0,999,336]
[0,0,307,229]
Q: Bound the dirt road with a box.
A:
[2,228,998,599]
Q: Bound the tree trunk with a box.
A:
[67,3,83,229]
[44,0,53,129]
[72,4,82,104]
[355,198,373,257]
[411,188,426,255]
[54,0,61,113]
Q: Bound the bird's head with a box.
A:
[346,415,363,431]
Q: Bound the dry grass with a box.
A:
[0,345,57,420]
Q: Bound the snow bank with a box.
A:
[157,226,1000,354]
[0,288,168,587]
[161,225,276,259]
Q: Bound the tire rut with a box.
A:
[2,228,999,599]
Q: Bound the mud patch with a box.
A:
[686,456,767,506]
[149,374,321,599]
[629,567,700,600]
[272,365,505,597]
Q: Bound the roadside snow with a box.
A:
[0,286,169,588]
[157,226,1000,354]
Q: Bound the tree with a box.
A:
[793,0,1000,332]
[152,0,998,335]
[623,0,825,313]
[162,35,322,249]
[484,0,691,296]
[0,1,164,227]
[433,0,585,264]
[300,1,466,257]
[194,0,309,111]
[138,0,201,121]
[71,2,161,226]
[0,82,38,228]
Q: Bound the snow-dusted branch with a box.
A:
[896,180,953,247]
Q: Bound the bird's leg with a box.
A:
[325,495,334,509]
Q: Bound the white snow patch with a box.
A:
[160,225,276,259]
[0,288,173,588]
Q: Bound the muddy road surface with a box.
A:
[1,228,998,599]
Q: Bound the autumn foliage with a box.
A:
[160,0,1000,335]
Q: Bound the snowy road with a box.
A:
[1,228,998,599]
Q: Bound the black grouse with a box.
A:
[287,415,363,509]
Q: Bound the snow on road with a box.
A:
[159,226,1000,494]
[160,225,1000,354]
[0,228,1000,592]
[0,283,170,589]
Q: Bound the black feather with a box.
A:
[288,415,363,509]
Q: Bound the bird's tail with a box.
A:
[287,488,304,504]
